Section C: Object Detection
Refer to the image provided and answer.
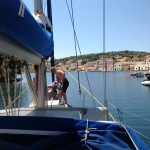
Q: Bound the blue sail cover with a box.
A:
[0,116,148,150]
[0,0,54,60]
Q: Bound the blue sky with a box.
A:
[23,0,150,59]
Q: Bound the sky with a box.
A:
[23,0,150,59]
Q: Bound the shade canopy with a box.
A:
[0,0,54,64]
[0,116,148,150]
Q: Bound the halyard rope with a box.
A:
[65,0,96,107]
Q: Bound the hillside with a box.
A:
[55,50,150,65]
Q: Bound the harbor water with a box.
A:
[0,71,150,148]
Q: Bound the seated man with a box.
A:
[47,82,58,100]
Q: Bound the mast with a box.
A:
[34,0,43,15]
[47,0,55,82]
[103,0,109,120]
[34,0,54,82]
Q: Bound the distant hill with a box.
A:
[55,50,150,65]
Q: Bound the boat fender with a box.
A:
[9,60,16,69]
[0,57,3,66]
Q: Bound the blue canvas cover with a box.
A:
[0,0,54,60]
[0,116,148,150]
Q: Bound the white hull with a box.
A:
[0,106,108,121]
[141,80,150,85]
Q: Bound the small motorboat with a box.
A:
[135,72,144,77]
[141,80,150,86]
[141,72,150,85]
[131,71,144,77]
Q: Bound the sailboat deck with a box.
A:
[0,107,107,121]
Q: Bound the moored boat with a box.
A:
[141,72,150,86]
[131,71,144,77]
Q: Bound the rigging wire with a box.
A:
[13,65,17,115]
[0,86,8,114]
[4,67,13,115]
[108,101,150,141]
[124,110,150,122]
[17,65,23,116]
[122,122,150,142]
[43,0,47,14]
[127,124,150,141]
[0,78,8,115]
[65,0,96,107]
[108,101,150,122]
[66,0,81,95]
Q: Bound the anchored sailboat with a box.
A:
[0,0,149,149]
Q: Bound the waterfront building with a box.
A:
[145,58,150,71]
[114,62,123,71]
[134,62,146,70]
[106,59,115,71]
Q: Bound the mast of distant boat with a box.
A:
[47,0,55,82]
[103,0,109,120]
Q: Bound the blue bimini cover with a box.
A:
[0,0,54,60]
[0,116,148,150]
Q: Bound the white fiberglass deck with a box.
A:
[0,106,107,121]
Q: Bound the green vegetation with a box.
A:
[55,50,150,66]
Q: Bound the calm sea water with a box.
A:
[0,71,150,148]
